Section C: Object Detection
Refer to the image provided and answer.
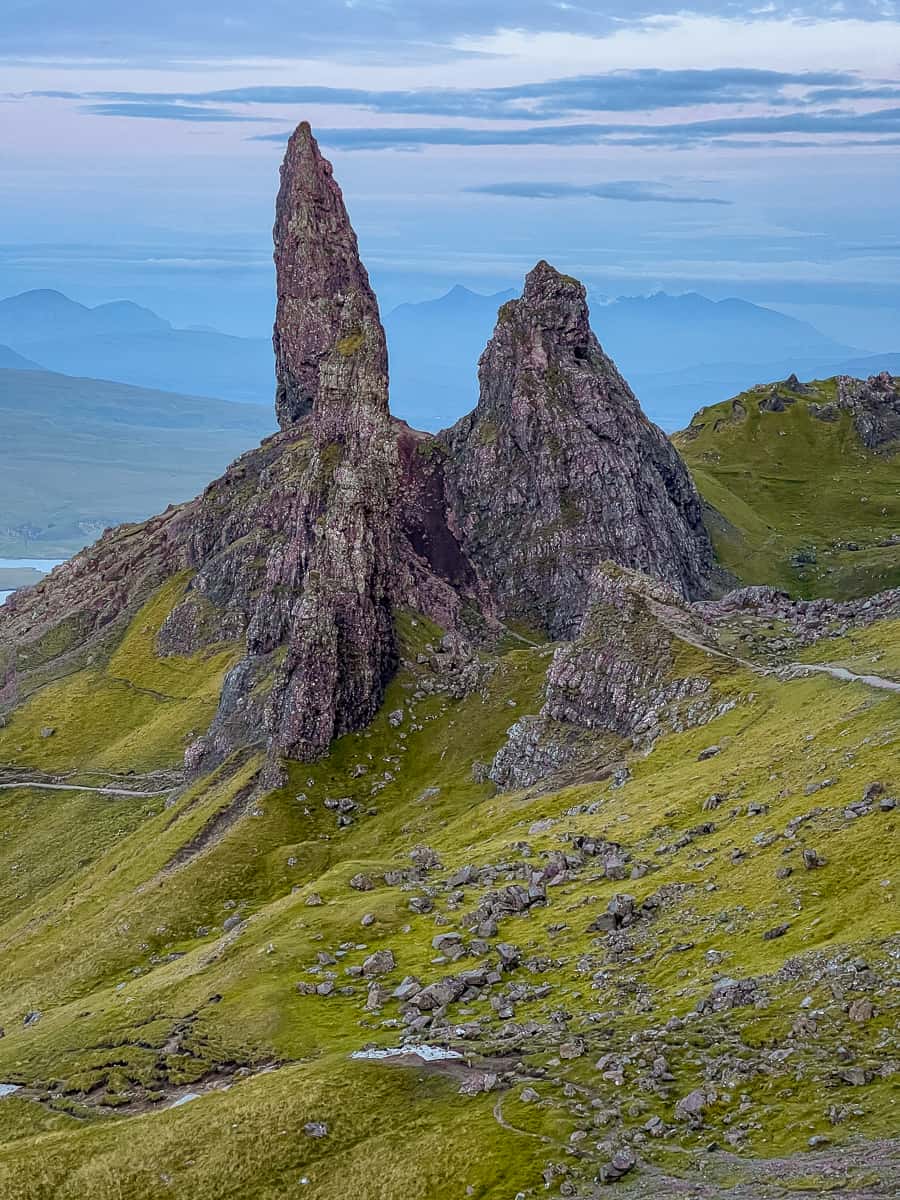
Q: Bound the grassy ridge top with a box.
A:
[675,376,900,599]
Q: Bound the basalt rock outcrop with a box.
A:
[273,122,388,434]
[836,372,900,450]
[1,125,715,771]
[167,125,469,765]
[490,564,725,789]
[440,262,712,639]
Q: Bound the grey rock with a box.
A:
[362,949,396,977]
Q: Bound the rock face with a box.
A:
[490,564,721,789]
[837,372,900,450]
[1,127,717,771]
[179,127,458,765]
[265,126,398,757]
[441,262,712,638]
[273,122,388,434]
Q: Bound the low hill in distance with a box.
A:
[0,343,41,371]
[0,368,274,558]
[0,290,273,406]
[676,373,900,599]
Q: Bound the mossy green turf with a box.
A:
[675,377,900,599]
[0,582,897,1197]
[0,573,240,774]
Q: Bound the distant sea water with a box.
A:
[0,558,63,606]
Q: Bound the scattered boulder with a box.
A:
[362,949,396,977]
[674,1088,708,1127]
[597,1148,637,1185]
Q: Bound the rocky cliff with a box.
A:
[273,122,388,434]
[0,125,713,772]
[440,262,712,638]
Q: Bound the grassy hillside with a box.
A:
[675,377,900,598]
[0,369,273,557]
[0,575,896,1198]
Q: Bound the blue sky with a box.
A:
[2,2,899,346]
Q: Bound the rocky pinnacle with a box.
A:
[2,134,718,774]
[441,261,713,637]
[265,124,398,760]
[273,121,389,434]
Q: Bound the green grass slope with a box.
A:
[675,377,900,599]
[0,579,896,1198]
[0,368,273,557]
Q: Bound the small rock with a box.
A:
[763,924,790,941]
[303,1122,329,1139]
[675,1089,708,1125]
[362,949,396,977]
[597,1148,636,1184]
[698,745,722,762]
[848,998,874,1023]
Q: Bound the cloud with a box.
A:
[82,102,269,122]
[5,3,894,62]
[468,181,731,204]
[41,68,857,123]
[252,106,900,150]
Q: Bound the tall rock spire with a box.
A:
[440,260,713,638]
[273,122,389,433]
[262,123,399,758]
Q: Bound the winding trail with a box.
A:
[786,662,900,693]
[664,615,900,695]
[492,1095,554,1145]
[0,781,176,797]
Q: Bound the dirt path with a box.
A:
[491,1094,554,1144]
[0,781,175,797]
[786,662,900,693]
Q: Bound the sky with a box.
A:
[1,2,899,347]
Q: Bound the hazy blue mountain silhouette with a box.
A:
[0,343,42,371]
[0,290,273,405]
[2,286,893,432]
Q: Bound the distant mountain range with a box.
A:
[1,286,897,432]
[0,367,273,557]
[0,289,274,405]
[384,286,896,430]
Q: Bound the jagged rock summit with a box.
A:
[441,261,712,637]
[273,121,388,434]
[0,124,714,771]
